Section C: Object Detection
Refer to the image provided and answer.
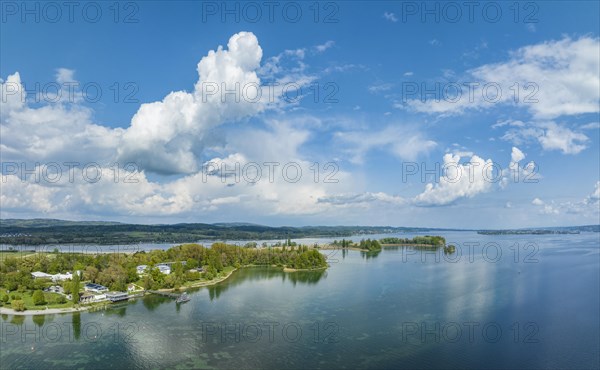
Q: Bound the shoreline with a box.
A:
[166,266,239,292]
[0,264,321,317]
[282,266,327,272]
[0,305,91,316]
[318,246,365,251]
[381,243,444,247]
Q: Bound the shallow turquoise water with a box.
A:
[1,231,599,369]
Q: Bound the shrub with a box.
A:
[11,300,25,312]
[55,295,67,304]
[32,290,46,306]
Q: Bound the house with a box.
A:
[137,264,171,275]
[31,271,75,282]
[52,272,73,282]
[79,293,95,303]
[46,285,64,294]
[79,292,106,303]
[157,264,171,275]
[84,283,108,293]
[105,291,128,302]
[31,271,53,279]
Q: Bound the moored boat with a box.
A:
[176,292,190,303]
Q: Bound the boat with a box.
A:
[176,292,190,304]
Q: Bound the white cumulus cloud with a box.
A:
[405,37,600,119]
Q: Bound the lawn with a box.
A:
[1,290,74,310]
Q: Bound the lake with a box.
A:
[1,231,599,369]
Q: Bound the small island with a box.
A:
[379,235,446,246]
[0,242,327,314]
[324,235,447,250]
[322,236,456,256]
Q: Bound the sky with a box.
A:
[0,1,599,228]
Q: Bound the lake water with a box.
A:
[1,231,599,369]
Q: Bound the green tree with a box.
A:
[55,295,67,304]
[11,299,25,311]
[32,290,46,305]
[143,275,155,290]
[149,266,165,287]
[61,279,72,294]
[84,266,99,282]
[186,258,198,269]
[71,272,80,304]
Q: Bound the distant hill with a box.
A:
[1,218,597,245]
[0,218,418,245]
[478,225,599,235]
[212,222,264,228]
[0,218,123,228]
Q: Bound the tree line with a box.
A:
[379,236,446,246]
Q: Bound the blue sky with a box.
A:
[1,1,599,228]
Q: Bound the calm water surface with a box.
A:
[1,231,599,369]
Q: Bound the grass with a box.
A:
[0,251,38,262]
[0,251,61,263]
[221,266,235,274]
[1,289,74,310]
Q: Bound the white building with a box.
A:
[136,264,171,275]
[84,283,108,293]
[157,265,171,275]
[52,272,73,281]
[31,271,75,282]
[31,271,53,279]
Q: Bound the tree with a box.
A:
[61,279,72,294]
[71,272,80,304]
[11,300,25,311]
[55,295,67,304]
[186,258,198,269]
[84,266,99,282]
[143,275,155,290]
[32,290,46,306]
[149,266,165,286]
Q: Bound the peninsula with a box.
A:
[0,242,327,314]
